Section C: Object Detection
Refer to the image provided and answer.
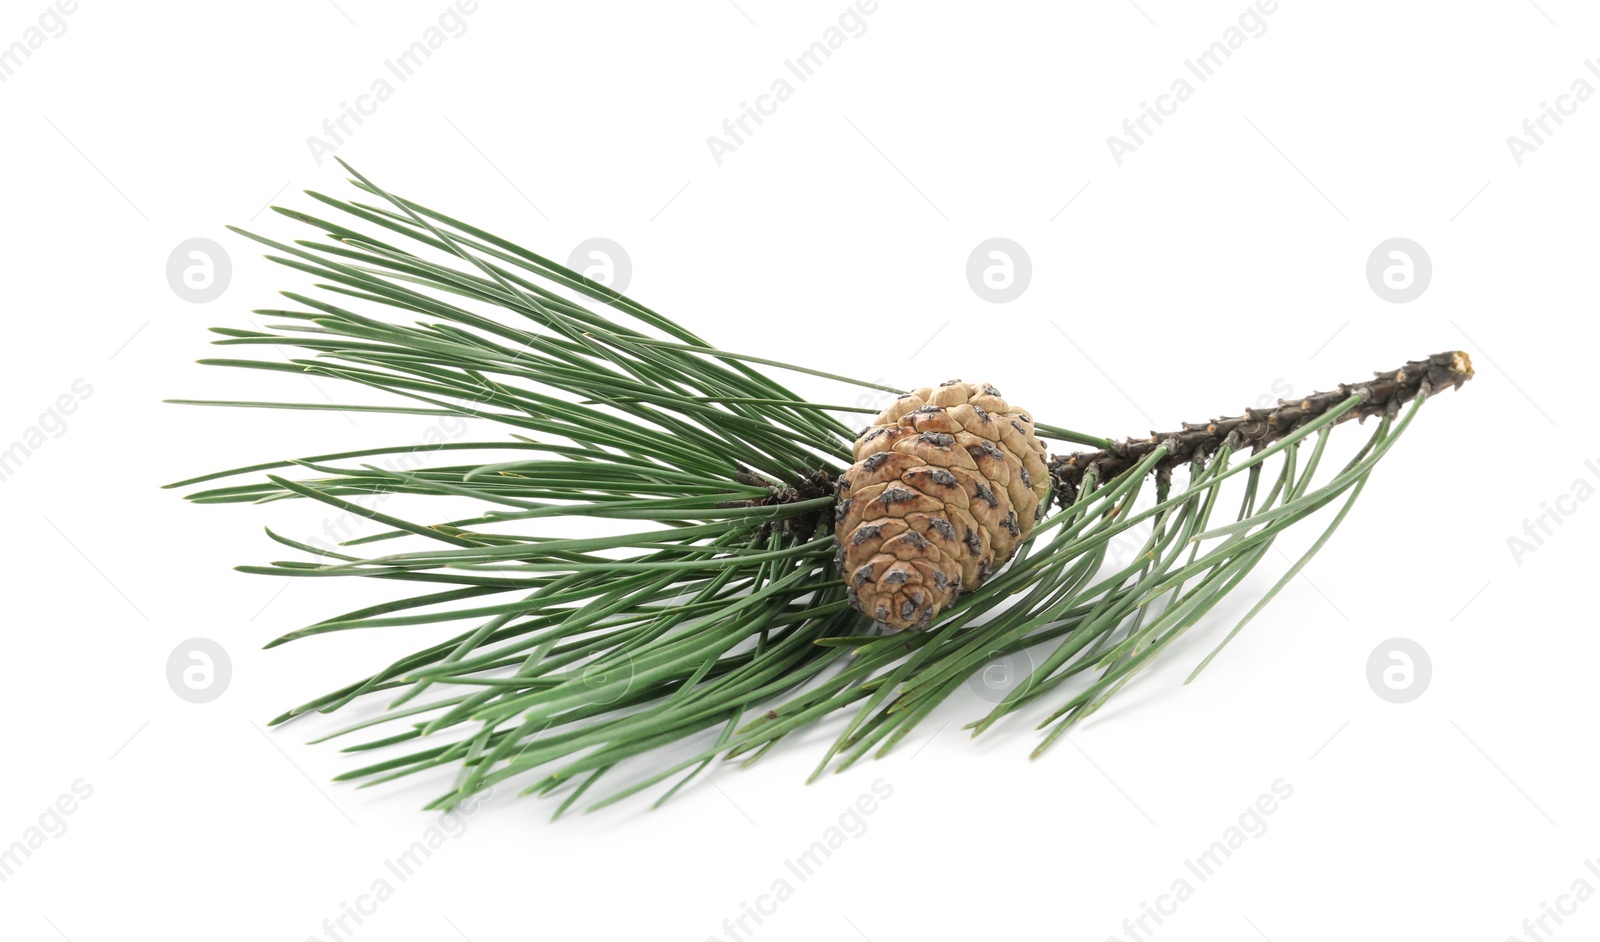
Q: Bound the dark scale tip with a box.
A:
[978,560,993,581]
[919,432,956,447]
[1011,420,1026,435]
[1018,466,1032,487]
[900,598,919,620]
[862,452,889,471]
[861,428,885,443]
[915,404,941,414]
[975,483,998,507]
[983,384,1002,397]
[1002,511,1020,536]
[883,568,911,585]
[973,405,990,422]
[965,528,982,552]
[880,487,914,504]
[902,530,928,548]
[980,441,1004,459]
[929,469,957,487]
[856,564,875,586]
[835,497,853,523]
[940,379,963,386]
[875,604,889,622]
[932,518,956,540]
[932,570,949,591]
[852,523,882,545]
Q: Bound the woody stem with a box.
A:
[1046,350,1476,507]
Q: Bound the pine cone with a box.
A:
[835,381,1051,631]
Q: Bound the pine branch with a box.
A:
[167,162,1478,815]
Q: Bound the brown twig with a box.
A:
[724,466,838,540]
[1047,350,1475,507]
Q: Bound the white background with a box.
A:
[1,1,1596,940]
